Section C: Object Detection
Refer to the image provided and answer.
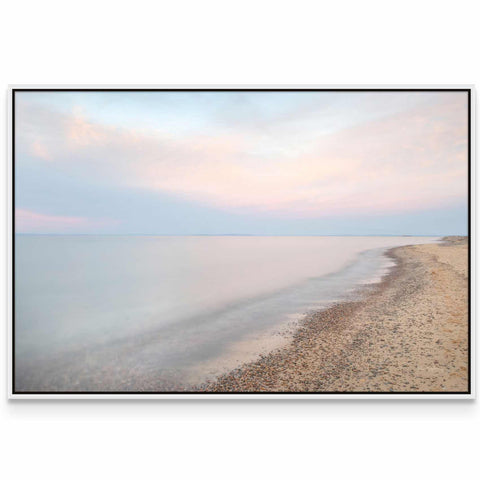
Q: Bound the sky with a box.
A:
[14,90,469,235]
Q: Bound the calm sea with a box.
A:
[15,235,438,391]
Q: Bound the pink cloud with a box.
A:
[30,141,52,161]
[15,209,118,233]
[15,93,468,218]
[67,107,108,147]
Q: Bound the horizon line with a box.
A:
[14,233,462,237]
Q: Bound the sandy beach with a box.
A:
[202,237,469,393]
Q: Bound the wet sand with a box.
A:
[201,237,469,393]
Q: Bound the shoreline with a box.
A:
[186,245,399,388]
[198,237,468,393]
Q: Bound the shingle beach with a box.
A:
[201,237,469,393]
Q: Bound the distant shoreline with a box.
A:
[200,236,469,393]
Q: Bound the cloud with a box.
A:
[15,92,468,218]
[15,208,118,233]
[30,141,52,161]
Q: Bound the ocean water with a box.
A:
[14,235,439,391]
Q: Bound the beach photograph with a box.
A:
[11,88,471,395]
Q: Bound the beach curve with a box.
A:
[199,237,469,393]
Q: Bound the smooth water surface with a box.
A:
[15,235,438,391]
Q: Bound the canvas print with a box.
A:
[11,88,471,395]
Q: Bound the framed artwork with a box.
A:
[8,86,473,398]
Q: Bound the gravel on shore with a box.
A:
[199,237,469,393]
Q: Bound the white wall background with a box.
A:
[1,1,478,479]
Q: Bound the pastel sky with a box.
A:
[15,90,469,235]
